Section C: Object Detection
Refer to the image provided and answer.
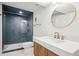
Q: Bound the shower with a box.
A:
[2,4,33,52]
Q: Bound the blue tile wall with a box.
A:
[2,5,33,44]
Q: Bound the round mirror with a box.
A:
[51,3,76,28]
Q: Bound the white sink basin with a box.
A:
[39,36,65,43]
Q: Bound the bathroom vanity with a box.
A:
[34,42,58,56]
[33,36,79,56]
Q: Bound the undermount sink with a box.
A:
[40,36,64,43]
[50,39,65,43]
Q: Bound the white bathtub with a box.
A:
[3,42,33,51]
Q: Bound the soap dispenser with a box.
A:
[60,34,64,40]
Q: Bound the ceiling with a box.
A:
[35,2,52,7]
[2,2,56,12]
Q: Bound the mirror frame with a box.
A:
[51,3,76,28]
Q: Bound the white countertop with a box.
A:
[33,36,79,56]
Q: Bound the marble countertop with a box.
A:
[33,36,79,56]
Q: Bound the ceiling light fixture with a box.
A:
[19,11,23,14]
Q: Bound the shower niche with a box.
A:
[2,5,33,45]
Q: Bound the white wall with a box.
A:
[34,2,79,42]
[33,7,46,36]
[0,4,2,55]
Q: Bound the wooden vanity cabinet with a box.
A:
[34,42,58,56]
[34,42,39,56]
[34,42,47,56]
[47,49,58,56]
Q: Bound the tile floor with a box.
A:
[2,47,34,56]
